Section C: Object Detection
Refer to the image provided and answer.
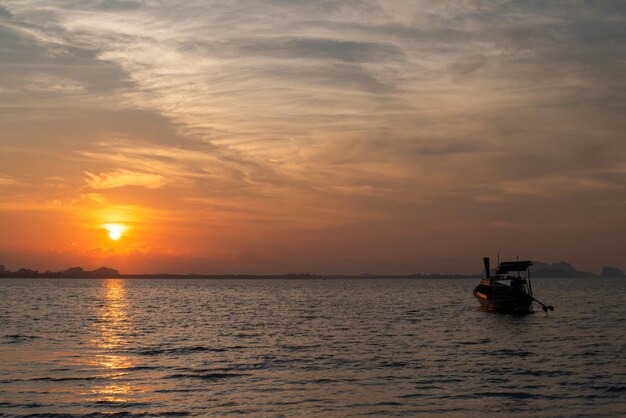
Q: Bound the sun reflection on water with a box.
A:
[91,279,135,402]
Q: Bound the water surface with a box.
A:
[1,277,625,416]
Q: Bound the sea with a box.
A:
[1,277,624,417]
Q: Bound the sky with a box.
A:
[1,0,625,274]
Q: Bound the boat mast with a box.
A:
[483,257,491,279]
[527,263,533,298]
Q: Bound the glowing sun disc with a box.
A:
[104,224,126,240]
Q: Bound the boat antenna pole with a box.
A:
[526,262,555,314]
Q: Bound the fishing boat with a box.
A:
[473,257,554,314]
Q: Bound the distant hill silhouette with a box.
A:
[0,261,623,279]
[531,261,623,278]
[58,266,121,277]
[0,266,121,278]
[600,266,625,278]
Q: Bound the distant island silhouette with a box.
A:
[530,261,624,278]
[0,266,122,278]
[0,261,623,279]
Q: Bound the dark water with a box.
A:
[1,277,624,417]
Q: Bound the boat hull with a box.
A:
[473,286,533,314]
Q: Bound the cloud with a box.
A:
[0,3,133,120]
[0,176,16,186]
[83,192,106,203]
[0,4,12,18]
[1,1,626,272]
[3,1,624,174]
[204,37,404,63]
[85,169,166,189]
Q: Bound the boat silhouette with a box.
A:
[474,257,554,314]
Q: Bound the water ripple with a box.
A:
[1,277,624,416]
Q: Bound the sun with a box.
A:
[104,224,126,241]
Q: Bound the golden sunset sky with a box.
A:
[1,1,625,274]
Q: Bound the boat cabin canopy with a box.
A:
[497,260,533,274]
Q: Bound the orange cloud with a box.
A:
[85,170,166,189]
[0,176,16,186]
